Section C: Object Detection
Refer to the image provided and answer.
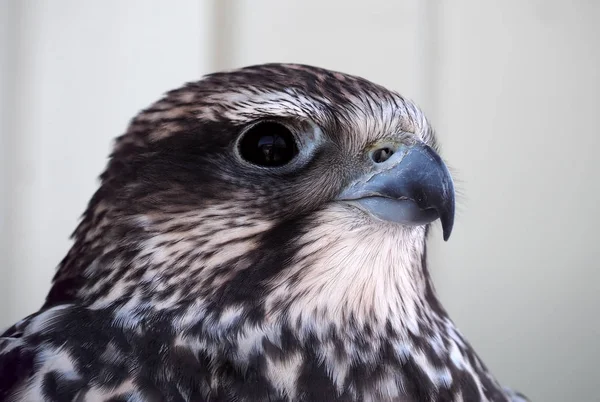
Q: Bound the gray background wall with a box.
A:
[1,1,598,401]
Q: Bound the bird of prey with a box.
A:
[0,64,528,402]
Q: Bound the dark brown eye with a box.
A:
[239,122,298,167]
[371,147,395,163]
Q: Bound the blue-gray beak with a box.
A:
[337,143,455,241]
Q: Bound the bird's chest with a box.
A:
[15,316,507,402]
[190,336,503,402]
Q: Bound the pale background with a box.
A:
[1,1,599,401]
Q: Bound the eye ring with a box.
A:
[237,121,299,167]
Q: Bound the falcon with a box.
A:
[0,64,528,401]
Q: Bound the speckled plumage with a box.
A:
[0,64,528,402]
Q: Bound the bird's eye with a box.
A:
[371,147,395,164]
[238,122,299,167]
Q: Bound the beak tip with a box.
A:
[443,231,451,242]
[441,212,454,242]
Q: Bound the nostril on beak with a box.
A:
[371,147,395,164]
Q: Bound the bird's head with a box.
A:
[49,64,455,334]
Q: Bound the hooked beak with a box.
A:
[336,143,455,241]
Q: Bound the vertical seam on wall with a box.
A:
[416,0,441,124]
[0,0,20,324]
[210,0,236,71]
